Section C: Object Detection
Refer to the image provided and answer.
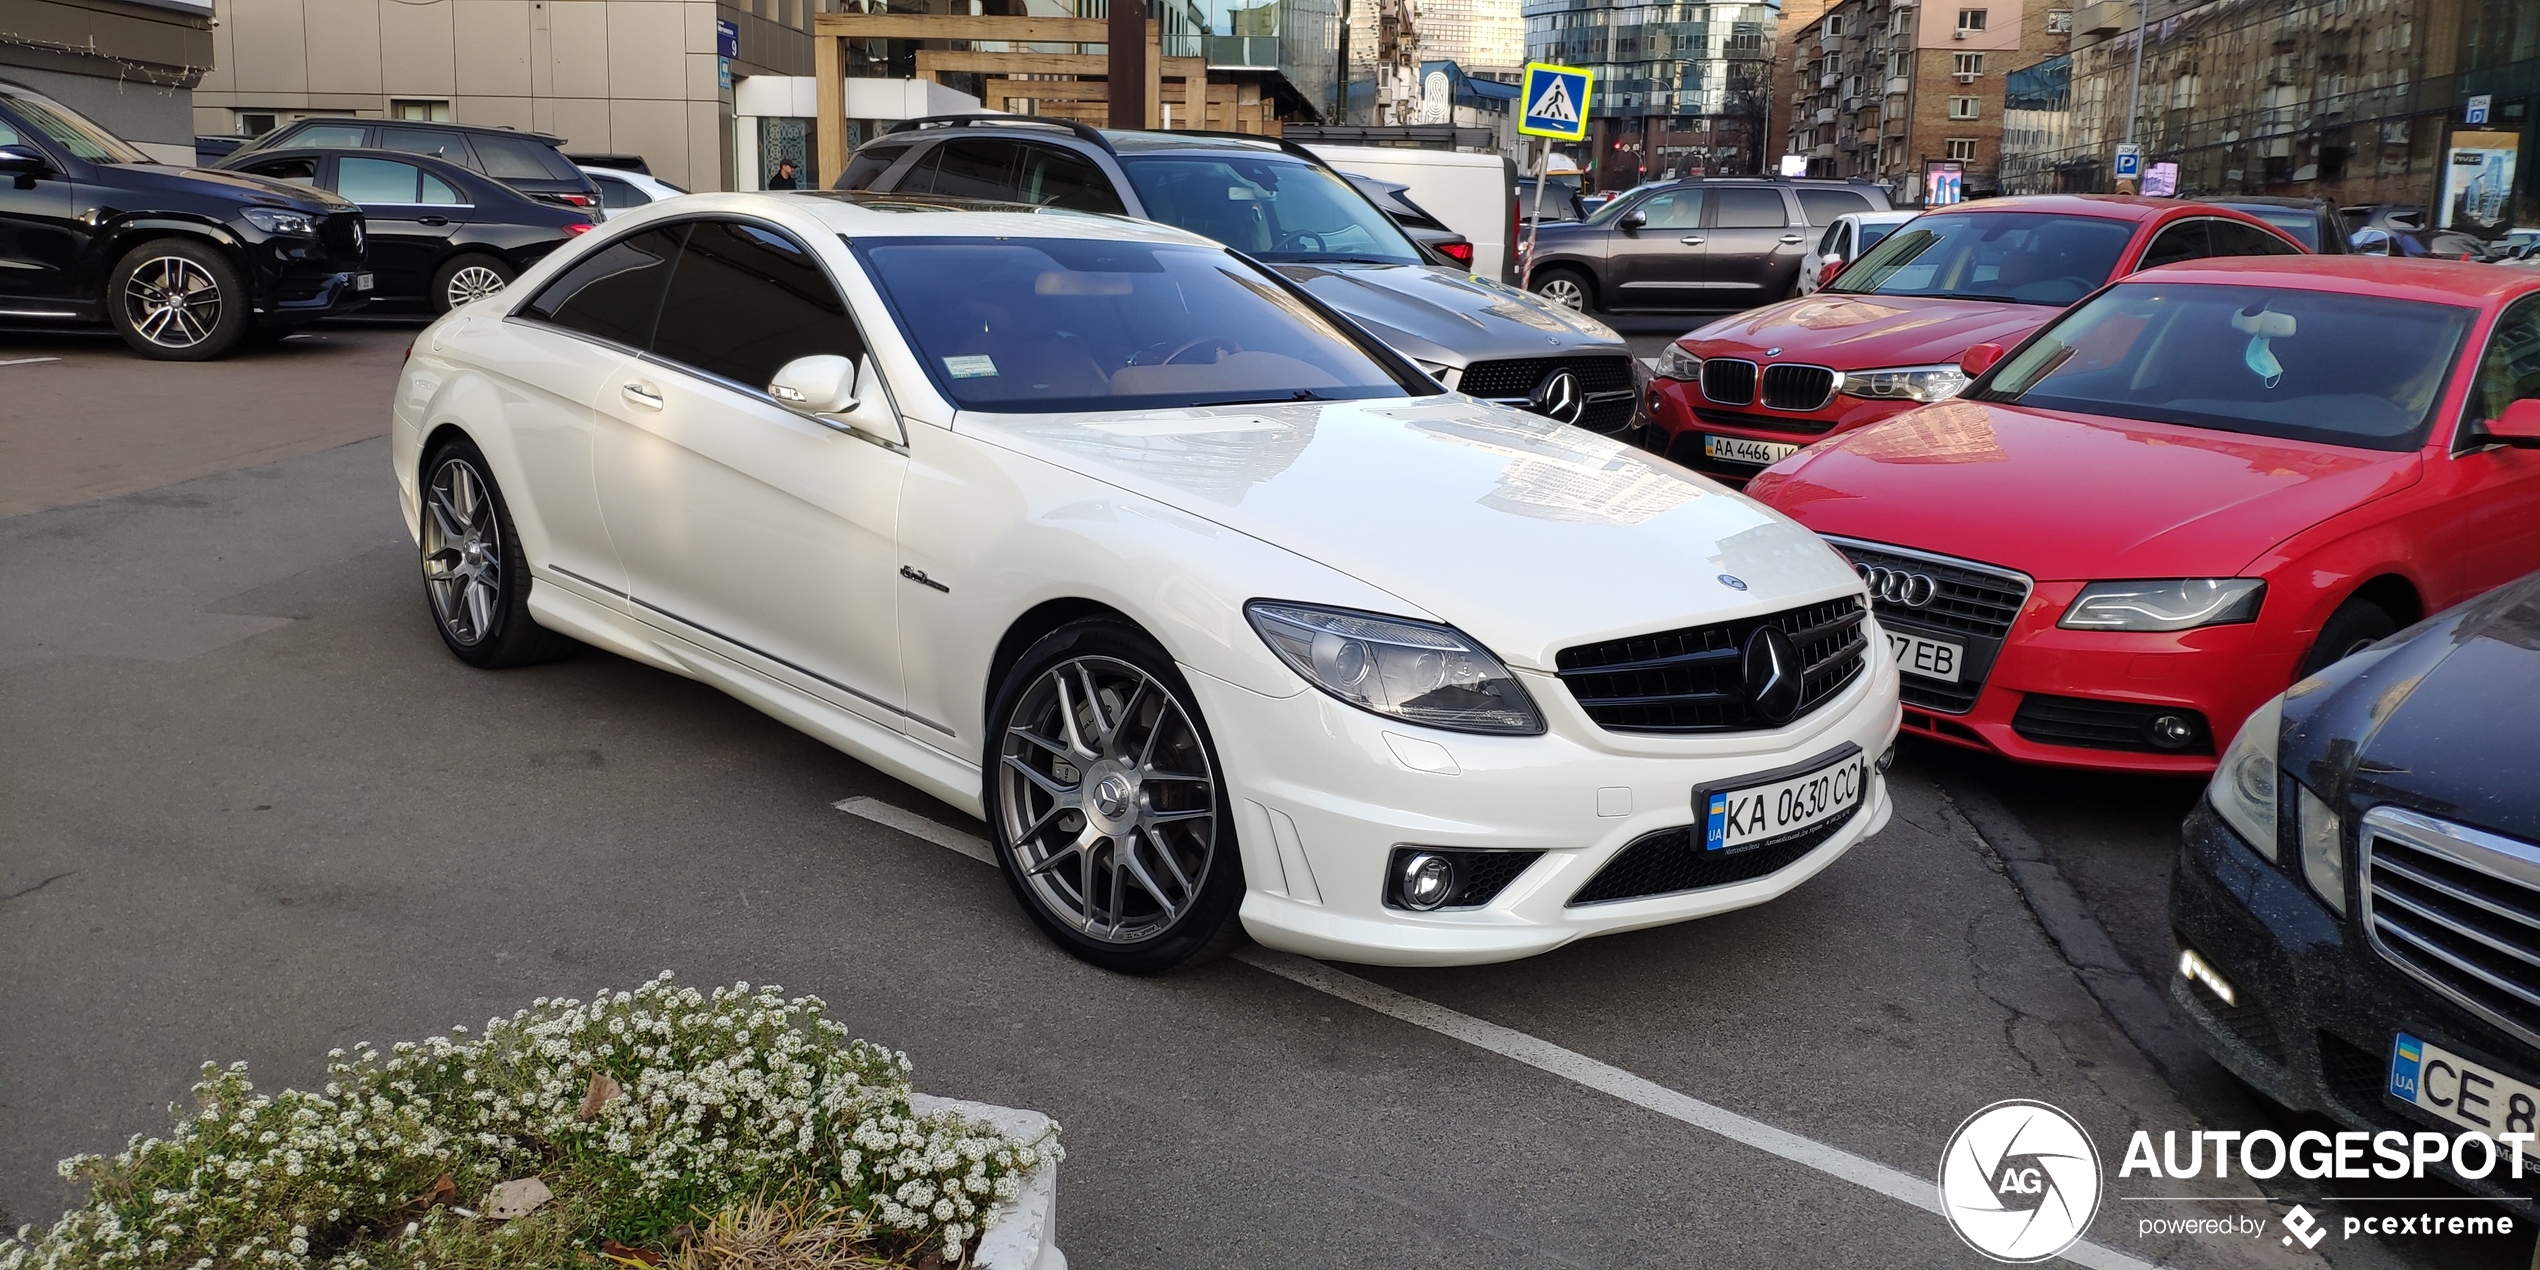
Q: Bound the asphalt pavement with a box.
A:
[1,319,2524,1268]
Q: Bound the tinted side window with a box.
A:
[1016,144,1126,213]
[2464,294,2540,430]
[245,156,320,185]
[476,134,578,181]
[289,123,368,148]
[593,174,645,208]
[651,220,867,390]
[1716,187,1790,228]
[337,157,425,204]
[1817,223,1843,254]
[420,171,468,206]
[1634,190,1703,229]
[2138,221,2211,270]
[2210,218,2300,257]
[524,226,684,348]
[839,143,909,191]
[922,139,1020,199]
[1797,188,1874,223]
[380,127,474,167]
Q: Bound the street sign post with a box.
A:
[1518,62,1594,292]
[2113,144,2142,179]
[2467,94,2492,125]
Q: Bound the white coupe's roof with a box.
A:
[645,190,1214,247]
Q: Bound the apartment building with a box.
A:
[1522,0,1777,188]
[1778,0,2069,201]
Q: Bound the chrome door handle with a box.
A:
[621,382,663,409]
[1678,236,1706,246]
[1779,234,1806,243]
[416,215,450,227]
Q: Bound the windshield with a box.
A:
[1830,211,2133,306]
[1975,282,2472,451]
[1115,154,1421,265]
[855,237,1418,413]
[2,92,151,164]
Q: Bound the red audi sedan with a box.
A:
[1746,257,2540,774]
[1645,196,2306,483]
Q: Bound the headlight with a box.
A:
[2058,579,2265,631]
[1246,601,1545,736]
[1654,343,1702,382]
[2207,692,2283,859]
[2297,782,2347,914]
[1838,364,1970,402]
[241,207,317,236]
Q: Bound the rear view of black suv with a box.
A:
[232,118,602,215]
[1520,176,1892,313]
[0,79,370,359]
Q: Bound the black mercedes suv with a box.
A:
[0,80,370,360]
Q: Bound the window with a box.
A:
[390,99,452,122]
[1954,53,1985,76]
[1823,14,1843,36]
[1819,223,1845,255]
[473,133,579,181]
[1889,52,1910,78]
[652,220,867,392]
[2463,295,2540,431]
[419,171,467,206]
[336,157,432,204]
[2046,9,2073,33]
[1796,187,1874,222]
[525,226,682,349]
[917,139,1020,200]
[1715,187,1789,228]
[1946,138,1979,161]
[593,173,646,209]
[1631,189,1705,229]
[2208,219,2301,258]
[244,156,319,186]
[838,143,909,191]
[1115,154,1422,264]
[1950,97,1982,119]
[1956,8,1988,31]
[286,121,367,149]
[2138,221,2212,270]
[380,127,472,165]
[1015,144,1126,214]
[235,111,276,137]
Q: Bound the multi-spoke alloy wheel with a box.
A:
[1533,273,1589,312]
[444,265,509,308]
[123,254,225,350]
[422,456,505,648]
[433,254,517,314]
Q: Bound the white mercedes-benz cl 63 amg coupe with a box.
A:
[390,191,1902,972]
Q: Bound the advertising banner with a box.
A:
[2442,130,2521,233]
[1925,160,1964,206]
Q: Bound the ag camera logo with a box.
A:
[1939,1100,2104,1262]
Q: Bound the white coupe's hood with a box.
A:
[957,396,1861,670]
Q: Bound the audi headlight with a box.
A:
[241,206,317,236]
[1246,601,1545,736]
[2207,692,2283,860]
[1654,343,1703,382]
[2058,579,2266,631]
[1839,364,1970,402]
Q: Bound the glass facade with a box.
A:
[1522,0,1777,187]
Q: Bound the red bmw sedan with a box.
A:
[1746,257,2540,774]
[1646,196,2306,483]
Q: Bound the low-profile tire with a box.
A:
[418,437,577,669]
[107,238,250,361]
[985,619,1246,975]
[431,253,516,314]
[2299,595,2398,677]
[1530,267,1595,313]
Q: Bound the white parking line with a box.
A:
[834,796,2155,1270]
[0,356,63,367]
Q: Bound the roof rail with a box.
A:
[1133,128,1347,173]
[885,113,1116,154]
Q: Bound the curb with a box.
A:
[907,1094,1066,1270]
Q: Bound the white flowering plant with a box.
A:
[2,974,1059,1270]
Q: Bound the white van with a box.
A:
[1302,144,1518,282]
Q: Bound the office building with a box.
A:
[1522,0,1778,188]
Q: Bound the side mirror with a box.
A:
[1959,341,2006,377]
[1619,208,1647,231]
[0,144,49,176]
[769,354,857,413]
[2487,398,2540,448]
[1817,257,1844,289]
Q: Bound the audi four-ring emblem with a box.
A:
[1858,563,1938,607]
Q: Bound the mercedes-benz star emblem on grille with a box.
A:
[351,223,364,253]
[1858,563,1939,607]
[1529,368,1585,425]
[1742,626,1804,724]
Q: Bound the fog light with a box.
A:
[2178,947,2238,1007]
[1399,852,1456,911]
[2148,714,2199,750]
[1876,743,1897,774]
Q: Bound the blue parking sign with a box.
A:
[1520,63,1593,141]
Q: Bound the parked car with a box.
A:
[1310,143,1516,280]
[2171,565,2540,1205]
[1516,176,1894,313]
[392,192,1902,971]
[2351,225,2491,261]
[2204,195,2349,254]
[230,117,602,215]
[1344,172,1475,270]
[1745,256,2540,774]
[833,116,1641,436]
[218,147,591,312]
[1645,195,2306,482]
[0,79,370,360]
[2342,203,2429,236]
[579,163,688,212]
[1797,209,1916,295]
[1517,175,1587,225]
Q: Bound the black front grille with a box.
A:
[2174,977,2284,1063]
[322,212,367,266]
[1691,407,1840,436]
[1824,537,2030,715]
[2318,1031,2387,1114]
[2011,694,2212,754]
[1569,807,1857,905]
[1556,596,1867,733]
[1760,364,1837,411]
[2364,808,2540,1050]
[1458,355,1634,399]
[1700,358,1757,405]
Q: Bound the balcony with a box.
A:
[1815,107,1836,124]
[1821,73,1839,89]
[1205,34,1279,69]
[1886,75,1911,95]
[1813,142,1836,158]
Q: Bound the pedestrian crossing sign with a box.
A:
[1519,63,1593,141]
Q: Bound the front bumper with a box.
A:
[1185,637,1902,966]
[2171,801,2540,1206]
[1644,376,1915,483]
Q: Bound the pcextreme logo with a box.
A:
[1938,1100,2104,1262]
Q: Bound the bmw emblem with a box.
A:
[1718,574,1748,591]
[1765,347,1783,357]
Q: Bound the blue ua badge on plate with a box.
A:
[1704,791,1732,852]
[2389,1033,2424,1100]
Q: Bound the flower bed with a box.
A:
[4,975,1061,1270]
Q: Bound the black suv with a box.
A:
[0,79,370,360]
[232,118,602,216]
[1520,177,1893,313]
[832,116,1643,435]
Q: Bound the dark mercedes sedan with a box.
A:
[2172,566,2540,1202]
